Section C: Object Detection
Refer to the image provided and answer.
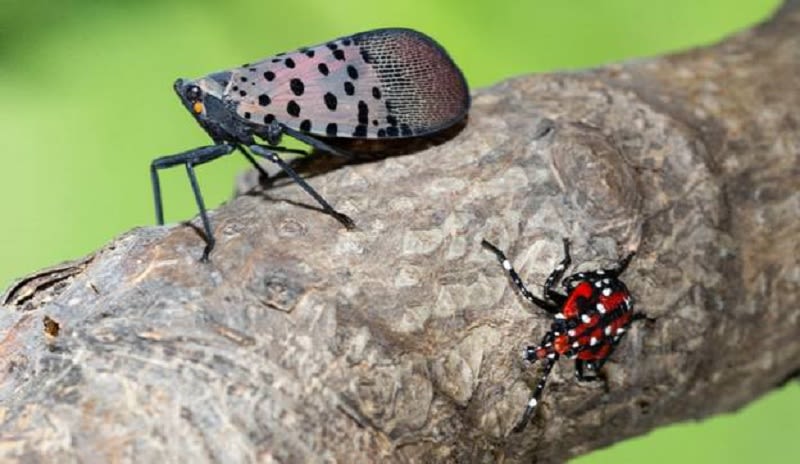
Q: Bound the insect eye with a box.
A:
[186,85,202,101]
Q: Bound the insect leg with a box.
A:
[150,144,234,225]
[481,240,559,314]
[606,251,636,278]
[512,355,557,433]
[248,144,355,229]
[184,163,214,261]
[280,125,355,158]
[150,144,235,260]
[238,145,312,184]
[237,147,272,182]
[544,238,571,305]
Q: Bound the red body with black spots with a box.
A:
[482,238,644,432]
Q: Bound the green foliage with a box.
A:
[0,1,794,462]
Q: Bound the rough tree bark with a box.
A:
[1,3,798,463]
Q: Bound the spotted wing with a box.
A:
[225,28,469,139]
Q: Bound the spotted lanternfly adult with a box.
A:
[482,238,646,433]
[150,28,470,260]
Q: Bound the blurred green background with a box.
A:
[1,0,796,461]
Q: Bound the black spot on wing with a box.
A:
[287,100,301,117]
[357,101,369,124]
[324,92,338,111]
[290,78,305,96]
[326,123,338,136]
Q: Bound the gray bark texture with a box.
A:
[2,3,798,463]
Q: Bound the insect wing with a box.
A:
[227,28,469,139]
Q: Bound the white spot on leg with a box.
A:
[616,327,626,334]
[555,313,566,319]
[547,353,556,359]
[556,264,565,271]
[502,260,512,270]
[528,398,538,408]
[597,270,605,275]
[572,341,580,348]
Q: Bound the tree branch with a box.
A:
[2,3,798,462]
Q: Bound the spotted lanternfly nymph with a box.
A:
[151,28,470,260]
[482,238,645,433]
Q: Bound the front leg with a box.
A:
[150,143,235,261]
[481,240,560,314]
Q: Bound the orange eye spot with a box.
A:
[193,102,204,114]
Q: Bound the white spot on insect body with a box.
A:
[595,281,603,288]
[555,313,566,319]
[581,314,591,323]
[605,326,612,335]
[568,329,576,337]
[572,341,580,348]
[616,327,626,335]
[597,270,605,275]
[590,337,598,346]
[602,288,612,296]
[547,353,556,359]
[596,303,606,313]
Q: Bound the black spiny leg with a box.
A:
[150,144,235,260]
[513,355,557,433]
[544,238,571,305]
[606,251,636,278]
[481,239,559,313]
[248,144,355,229]
[184,162,213,261]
